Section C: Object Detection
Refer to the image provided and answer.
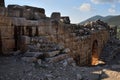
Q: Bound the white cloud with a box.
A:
[91,0,120,4]
[108,8,116,13]
[79,3,92,12]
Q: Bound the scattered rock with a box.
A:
[67,58,75,64]
[44,51,60,58]
[63,48,70,53]
[63,60,68,67]
[21,57,37,63]
[46,54,69,63]
[76,74,83,80]
[56,44,64,50]
[13,50,21,56]
[23,52,44,59]
[111,65,120,69]
[45,74,54,80]
[20,36,30,45]
[37,59,42,65]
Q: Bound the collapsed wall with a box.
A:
[0,4,110,66]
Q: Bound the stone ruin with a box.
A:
[0,0,110,66]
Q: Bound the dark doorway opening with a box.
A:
[91,40,99,65]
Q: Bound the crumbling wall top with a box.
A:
[0,0,5,7]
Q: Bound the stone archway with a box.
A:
[91,40,99,65]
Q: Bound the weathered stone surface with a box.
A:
[1,38,15,54]
[63,48,70,53]
[44,51,60,58]
[66,58,75,64]
[21,57,37,63]
[0,0,5,7]
[61,16,70,24]
[111,65,120,69]
[37,59,42,65]
[0,7,6,16]
[45,74,54,80]
[46,54,69,63]
[23,52,44,58]
[13,50,21,56]
[23,6,45,20]
[20,36,30,45]
[76,74,83,80]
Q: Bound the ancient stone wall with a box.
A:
[0,0,5,7]
[0,4,109,65]
[0,16,15,54]
[46,21,109,65]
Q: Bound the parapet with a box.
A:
[61,16,70,24]
[0,0,5,7]
[7,5,46,20]
[51,12,61,20]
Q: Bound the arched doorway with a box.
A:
[91,40,99,65]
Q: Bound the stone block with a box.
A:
[37,59,42,65]
[111,65,120,69]
[44,51,60,58]
[20,36,30,45]
[76,74,83,80]
[61,16,70,24]
[23,6,45,20]
[1,38,15,54]
[66,57,75,64]
[0,7,6,16]
[0,26,14,38]
[23,52,44,59]
[63,48,70,53]
[34,12,46,19]
[21,57,37,63]
[7,5,23,17]
[46,54,69,63]
[51,12,61,20]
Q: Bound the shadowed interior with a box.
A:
[91,40,99,65]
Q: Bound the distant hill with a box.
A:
[79,15,120,25]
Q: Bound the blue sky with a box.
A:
[5,0,120,23]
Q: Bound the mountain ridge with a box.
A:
[80,15,120,25]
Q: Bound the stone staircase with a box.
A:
[20,36,75,65]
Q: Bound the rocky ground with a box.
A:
[0,55,120,80]
[0,37,120,80]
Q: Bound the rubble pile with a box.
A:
[100,37,120,64]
